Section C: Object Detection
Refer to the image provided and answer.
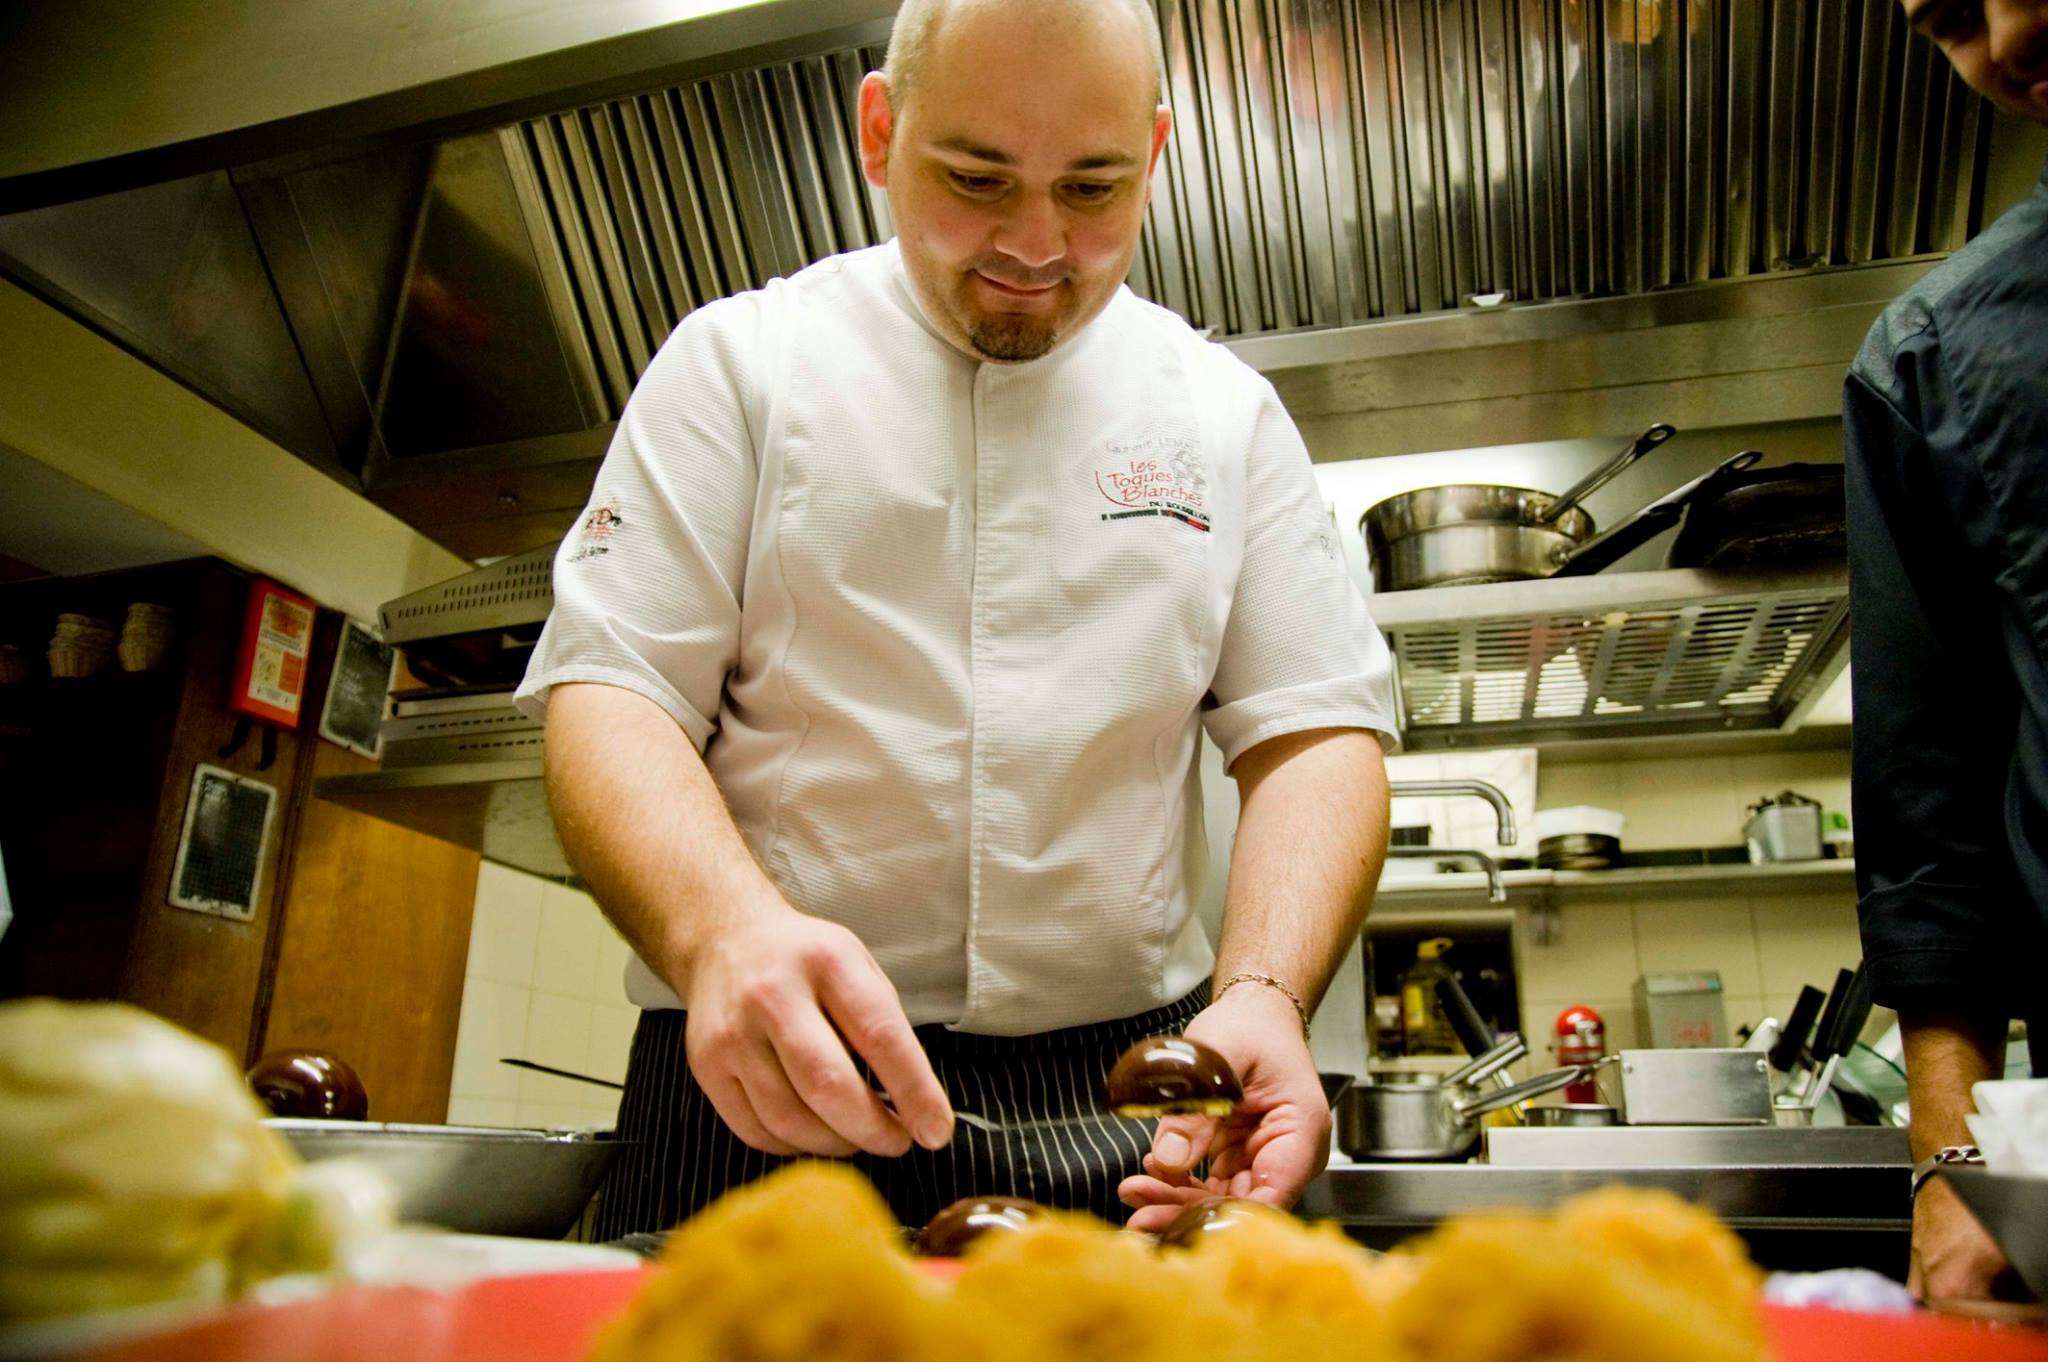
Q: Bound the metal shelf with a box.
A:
[1373,858,1857,911]
[316,761,570,880]
[1367,564,1849,750]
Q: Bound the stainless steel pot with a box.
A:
[1337,1041,1590,1161]
[1361,424,1678,591]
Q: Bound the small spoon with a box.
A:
[882,1033,1244,1136]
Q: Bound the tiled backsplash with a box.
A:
[1513,888,1871,1067]
[446,861,637,1131]
[1538,748,1853,851]
[1511,743,1877,1071]
[1387,748,1537,859]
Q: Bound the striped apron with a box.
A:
[592,985,1207,1236]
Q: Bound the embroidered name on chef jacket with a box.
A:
[1097,436,1211,533]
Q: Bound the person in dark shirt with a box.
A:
[1849,0,2048,1306]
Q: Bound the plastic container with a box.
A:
[1399,938,1461,1056]
[1531,806,1627,842]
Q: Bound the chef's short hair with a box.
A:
[884,0,1166,114]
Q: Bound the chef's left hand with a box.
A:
[1117,981,1328,1232]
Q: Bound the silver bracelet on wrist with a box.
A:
[1909,1144,1983,1197]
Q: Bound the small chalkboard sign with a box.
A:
[168,764,277,921]
[319,618,397,760]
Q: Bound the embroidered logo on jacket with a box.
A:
[568,500,624,561]
[1095,437,1210,532]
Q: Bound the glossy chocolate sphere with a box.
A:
[1153,1196,1284,1248]
[247,1049,370,1120]
[1105,1035,1243,1119]
[914,1195,1044,1256]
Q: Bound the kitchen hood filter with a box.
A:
[1371,566,1848,747]
[1139,0,1983,334]
[499,49,893,424]
[487,0,1985,376]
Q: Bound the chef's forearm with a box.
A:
[1213,728,1390,1012]
[543,681,791,1000]
[1899,1008,2007,1160]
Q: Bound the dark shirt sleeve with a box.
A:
[1846,324,2029,1019]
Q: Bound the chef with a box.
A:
[1850,0,2048,1306]
[517,0,1396,1235]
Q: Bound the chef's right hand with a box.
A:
[1910,1178,2021,1304]
[679,908,954,1158]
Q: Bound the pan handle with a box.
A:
[1535,423,1676,526]
[1549,449,1764,578]
[1435,972,1498,1061]
[1453,1064,1589,1122]
[1446,1035,1530,1090]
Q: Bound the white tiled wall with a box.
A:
[1387,748,1539,859]
[1509,744,1881,1073]
[1513,888,1872,1068]
[445,861,639,1130]
[1538,748,1853,851]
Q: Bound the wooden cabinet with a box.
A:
[0,558,478,1120]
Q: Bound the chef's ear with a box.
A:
[1142,105,1171,205]
[859,71,895,188]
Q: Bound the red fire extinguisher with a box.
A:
[1554,1004,1605,1104]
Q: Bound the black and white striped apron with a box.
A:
[592,984,1208,1236]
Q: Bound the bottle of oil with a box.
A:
[1400,937,1461,1056]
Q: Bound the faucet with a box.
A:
[1386,778,1517,846]
[1383,847,1507,903]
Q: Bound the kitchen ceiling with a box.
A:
[0,1,1999,560]
[0,442,210,577]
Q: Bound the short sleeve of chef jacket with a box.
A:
[513,295,765,750]
[1198,365,1401,768]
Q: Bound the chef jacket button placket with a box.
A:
[964,364,997,1024]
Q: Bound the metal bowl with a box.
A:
[1520,1102,1620,1128]
[267,1119,629,1240]
[1937,1168,2048,1300]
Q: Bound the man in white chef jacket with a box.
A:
[517,0,1397,1235]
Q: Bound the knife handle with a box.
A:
[1770,985,1826,1072]
[1818,966,1873,1061]
[1809,969,1855,1063]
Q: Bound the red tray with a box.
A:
[75,1269,2048,1362]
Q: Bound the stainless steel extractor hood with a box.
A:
[0,1,2016,560]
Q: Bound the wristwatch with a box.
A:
[1909,1144,1984,1197]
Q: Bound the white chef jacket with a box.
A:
[516,241,1398,1035]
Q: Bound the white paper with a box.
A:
[1970,1078,2048,1176]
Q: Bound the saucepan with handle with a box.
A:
[1337,1034,1590,1161]
[1363,424,1733,592]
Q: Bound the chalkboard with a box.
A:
[168,764,277,920]
[319,618,397,759]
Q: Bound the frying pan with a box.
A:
[1363,424,1681,592]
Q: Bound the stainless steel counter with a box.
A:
[1302,1126,1912,1274]
[1481,1124,1909,1170]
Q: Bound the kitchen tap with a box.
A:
[1384,847,1506,903]
[1386,779,1517,846]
